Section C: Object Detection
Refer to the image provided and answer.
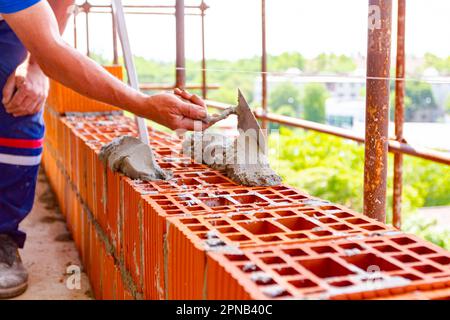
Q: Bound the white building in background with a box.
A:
[253,68,366,104]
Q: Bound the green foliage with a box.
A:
[269,128,450,249]
[446,96,450,114]
[423,53,450,75]
[306,53,357,74]
[302,83,327,123]
[268,82,301,114]
[268,52,305,71]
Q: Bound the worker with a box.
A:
[0,0,208,299]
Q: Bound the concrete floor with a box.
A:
[12,169,92,300]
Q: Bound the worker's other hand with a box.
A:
[2,61,49,117]
[144,91,209,131]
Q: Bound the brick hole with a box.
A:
[177,178,198,186]
[312,230,333,237]
[319,217,338,224]
[232,195,267,205]
[397,273,422,281]
[203,176,229,184]
[413,264,442,274]
[161,205,178,211]
[165,210,183,215]
[346,218,369,225]
[283,248,308,257]
[289,279,318,289]
[430,256,450,265]
[261,256,286,265]
[333,212,353,218]
[330,224,352,231]
[217,226,238,234]
[186,206,204,212]
[298,257,355,278]
[235,189,252,195]
[254,212,273,219]
[390,237,416,245]
[344,253,401,272]
[277,217,318,231]
[392,254,420,263]
[202,197,233,207]
[361,225,385,231]
[409,246,436,255]
[364,239,384,244]
[202,172,216,176]
[227,234,251,241]
[374,245,400,253]
[339,243,365,251]
[274,210,297,217]
[275,267,299,276]
[319,205,341,211]
[286,233,309,240]
[207,219,229,226]
[237,264,261,273]
[239,220,283,235]
[290,195,307,200]
[180,218,200,224]
[303,211,323,217]
[311,246,337,254]
[229,214,250,221]
[156,200,172,205]
[260,235,283,242]
[224,254,249,262]
[329,280,354,287]
[148,195,166,200]
[188,225,209,232]
[279,190,298,196]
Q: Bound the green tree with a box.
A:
[404,81,438,121]
[302,83,327,123]
[268,52,305,71]
[268,82,301,114]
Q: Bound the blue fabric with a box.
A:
[0,0,41,14]
[0,163,39,248]
[0,21,45,141]
[0,21,44,247]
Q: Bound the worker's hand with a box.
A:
[144,92,209,131]
[2,60,49,117]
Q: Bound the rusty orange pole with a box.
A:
[364,0,393,222]
[175,0,186,89]
[73,11,77,49]
[261,0,268,129]
[393,0,406,229]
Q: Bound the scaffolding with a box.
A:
[71,0,450,227]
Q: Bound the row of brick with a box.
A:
[42,75,450,300]
[46,65,123,113]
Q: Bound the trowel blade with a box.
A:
[236,89,267,149]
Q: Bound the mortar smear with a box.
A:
[182,132,282,187]
[99,136,172,181]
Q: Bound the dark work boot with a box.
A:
[0,234,28,299]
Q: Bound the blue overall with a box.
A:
[0,0,43,248]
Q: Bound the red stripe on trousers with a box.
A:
[0,137,44,149]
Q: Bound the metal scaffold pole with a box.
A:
[363,0,393,222]
[175,0,186,89]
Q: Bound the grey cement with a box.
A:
[182,132,282,187]
[99,136,172,181]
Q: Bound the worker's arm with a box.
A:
[2,0,73,117]
[2,1,207,130]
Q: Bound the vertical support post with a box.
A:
[393,0,406,229]
[261,0,268,129]
[73,11,78,49]
[200,1,208,99]
[85,12,90,57]
[112,7,119,65]
[363,0,392,222]
[175,0,186,89]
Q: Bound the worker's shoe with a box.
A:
[0,234,28,299]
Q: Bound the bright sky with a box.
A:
[66,0,450,61]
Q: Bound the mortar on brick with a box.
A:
[99,136,172,181]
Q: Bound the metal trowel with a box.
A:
[205,89,267,151]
